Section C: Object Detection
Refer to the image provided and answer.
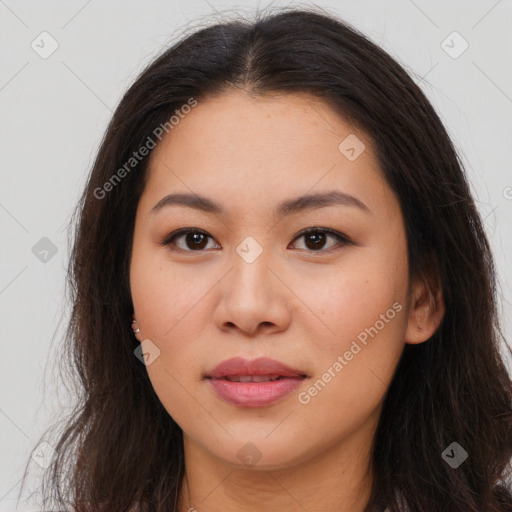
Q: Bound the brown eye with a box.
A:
[162,229,218,252]
[304,231,328,250]
[290,228,351,252]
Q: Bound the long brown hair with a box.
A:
[19,5,512,511]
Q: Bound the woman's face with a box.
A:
[130,89,415,470]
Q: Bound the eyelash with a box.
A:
[160,227,352,254]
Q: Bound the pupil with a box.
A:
[306,232,326,250]
[187,233,207,250]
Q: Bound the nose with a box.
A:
[212,246,292,337]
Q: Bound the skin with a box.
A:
[129,89,445,512]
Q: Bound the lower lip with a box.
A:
[208,377,305,407]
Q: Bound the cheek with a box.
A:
[130,246,206,421]
[130,242,208,340]
[295,249,408,354]
[293,263,407,432]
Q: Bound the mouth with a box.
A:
[205,357,308,408]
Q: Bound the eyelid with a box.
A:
[289,227,352,255]
[291,227,351,250]
[160,226,352,253]
[160,228,218,251]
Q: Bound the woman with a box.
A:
[21,5,512,512]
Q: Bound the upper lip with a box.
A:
[205,357,307,379]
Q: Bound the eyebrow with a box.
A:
[150,190,370,218]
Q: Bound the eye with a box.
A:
[289,227,352,253]
[160,227,352,253]
[161,228,219,252]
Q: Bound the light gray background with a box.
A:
[1,1,511,510]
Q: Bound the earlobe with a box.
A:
[405,279,445,344]
[131,316,142,342]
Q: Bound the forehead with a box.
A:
[151,89,370,161]
[141,89,397,219]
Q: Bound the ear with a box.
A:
[405,275,445,345]
[131,315,142,343]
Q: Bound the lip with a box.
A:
[206,356,307,379]
[205,357,308,408]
